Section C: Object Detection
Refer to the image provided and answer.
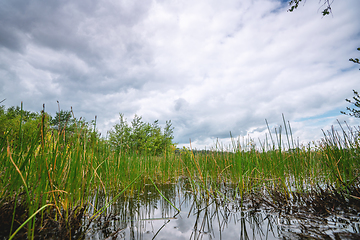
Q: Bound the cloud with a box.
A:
[0,0,359,149]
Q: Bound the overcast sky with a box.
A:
[0,0,359,149]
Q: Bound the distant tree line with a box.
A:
[0,104,41,149]
[0,103,175,155]
[0,103,96,151]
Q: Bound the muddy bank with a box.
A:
[0,199,86,240]
[249,184,360,239]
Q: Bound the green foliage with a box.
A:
[0,105,104,239]
[49,109,95,144]
[288,0,332,16]
[0,104,96,150]
[49,110,75,132]
[341,48,360,118]
[108,113,174,155]
[341,90,360,118]
[0,103,42,149]
[1,103,359,239]
[349,47,360,70]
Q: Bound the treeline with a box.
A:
[0,104,98,154]
[0,104,41,146]
[0,103,175,155]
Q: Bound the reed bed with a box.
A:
[0,109,359,239]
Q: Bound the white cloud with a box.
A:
[0,0,359,149]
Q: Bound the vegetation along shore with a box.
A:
[0,102,359,239]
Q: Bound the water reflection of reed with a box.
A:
[187,197,283,240]
[83,181,280,239]
[85,181,189,239]
[83,180,360,240]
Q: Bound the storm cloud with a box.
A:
[0,0,359,149]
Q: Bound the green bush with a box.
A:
[0,104,42,150]
[108,113,175,155]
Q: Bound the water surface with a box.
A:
[82,182,360,240]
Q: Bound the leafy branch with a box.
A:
[288,0,333,16]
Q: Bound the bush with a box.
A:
[108,113,175,155]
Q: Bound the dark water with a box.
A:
[81,182,360,240]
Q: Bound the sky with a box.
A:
[0,0,359,150]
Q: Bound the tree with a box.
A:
[288,0,333,16]
[349,47,360,70]
[287,1,359,118]
[0,103,43,150]
[49,110,75,132]
[108,113,175,155]
[341,48,360,118]
[108,113,132,151]
[341,90,360,118]
[48,106,100,144]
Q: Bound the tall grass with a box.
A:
[0,108,359,239]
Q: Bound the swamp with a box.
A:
[0,105,359,239]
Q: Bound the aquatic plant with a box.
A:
[0,103,359,239]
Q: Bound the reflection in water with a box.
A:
[81,180,360,239]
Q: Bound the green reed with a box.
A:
[0,108,359,239]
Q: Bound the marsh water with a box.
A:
[79,180,360,240]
